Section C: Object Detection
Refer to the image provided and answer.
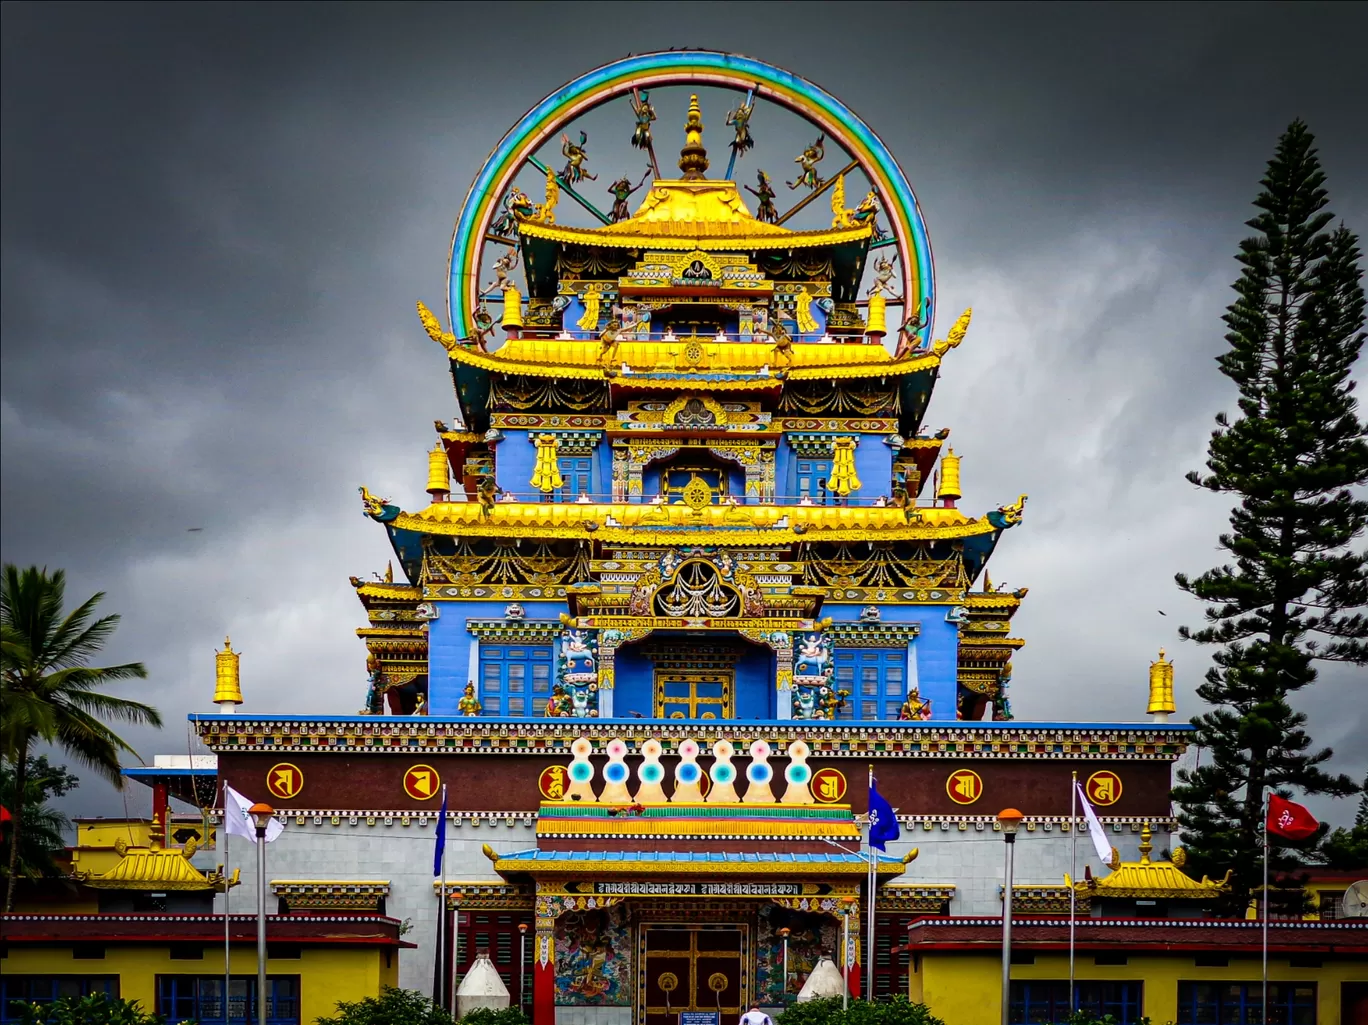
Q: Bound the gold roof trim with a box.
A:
[450,337,941,382]
[354,582,421,600]
[389,500,1006,544]
[518,177,871,251]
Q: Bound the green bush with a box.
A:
[776,995,947,1025]
[315,987,451,1025]
[458,1009,529,1025]
[13,994,165,1025]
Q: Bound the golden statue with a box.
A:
[458,681,482,716]
[787,134,825,191]
[358,486,389,518]
[417,301,457,352]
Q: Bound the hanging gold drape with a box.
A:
[530,434,565,492]
[827,437,862,496]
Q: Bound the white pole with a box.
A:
[450,898,460,1012]
[223,804,231,1021]
[866,765,876,1003]
[1001,831,1015,1025]
[256,822,267,1025]
[438,788,448,1011]
[842,909,851,1010]
[1262,787,1269,1022]
[1069,772,1077,1010]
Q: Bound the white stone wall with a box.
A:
[207,817,1171,996]
[212,818,534,994]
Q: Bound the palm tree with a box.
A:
[1,565,161,911]
[0,759,74,881]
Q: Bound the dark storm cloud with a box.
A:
[3,2,1366,821]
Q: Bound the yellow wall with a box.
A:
[1,944,398,1022]
[910,950,1363,1025]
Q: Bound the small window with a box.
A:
[1094,953,1128,966]
[71,945,106,960]
[267,944,302,960]
[168,944,204,961]
[1009,951,1035,965]
[1194,954,1229,968]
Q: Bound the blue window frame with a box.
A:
[1177,982,1316,1025]
[558,456,592,502]
[795,458,833,502]
[1010,981,1144,1025]
[1,977,119,1024]
[156,975,300,1025]
[833,648,905,720]
[479,644,554,716]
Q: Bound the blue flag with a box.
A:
[433,785,448,876]
[868,777,900,851]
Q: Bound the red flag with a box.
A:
[0,805,12,826]
[1267,794,1319,840]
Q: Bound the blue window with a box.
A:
[156,975,300,1025]
[1177,982,1316,1025]
[558,456,593,502]
[795,457,833,502]
[479,644,554,716]
[833,649,905,720]
[1,978,119,1024]
[1010,981,1144,1024]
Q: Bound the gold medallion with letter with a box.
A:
[403,764,441,801]
[265,763,303,801]
[1085,770,1122,806]
[945,768,983,805]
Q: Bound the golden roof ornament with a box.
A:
[678,94,709,179]
[427,442,450,499]
[214,636,242,710]
[938,448,962,504]
[1148,648,1176,721]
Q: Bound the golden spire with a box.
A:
[1148,648,1175,720]
[938,448,962,504]
[1138,822,1154,865]
[678,94,709,179]
[214,636,242,709]
[427,441,450,498]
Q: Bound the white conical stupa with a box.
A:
[796,956,847,1001]
[456,952,511,1017]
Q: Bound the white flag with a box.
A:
[1075,780,1112,864]
[223,783,283,844]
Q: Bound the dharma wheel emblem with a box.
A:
[945,769,983,805]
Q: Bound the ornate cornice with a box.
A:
[192,716,1192,760]
[271,879,390,911]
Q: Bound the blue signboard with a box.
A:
[680,1014,720,1025]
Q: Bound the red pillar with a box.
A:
[532,923,555,1025]
[849,960,862,1000]
[152,782,169,845]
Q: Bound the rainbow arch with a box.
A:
[448,51,935,341]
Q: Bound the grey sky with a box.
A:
[3,2,1366,823]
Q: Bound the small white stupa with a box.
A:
[456,952,511,1017]
[796,956,847,1001]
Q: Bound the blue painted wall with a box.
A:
[496,430,537,498]
[427,601,564,714]
[853,437,892,501]
[734,644,775,719]
[914,614,960,721]
[613,646,654,717]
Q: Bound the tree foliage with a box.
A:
[458,1009,530,1025]
[1,565,160,911]
[315,987,453,1025]
[1173,120,1368,914]
[776,996,947,1025]
[1319,776,1368,870]
[0,756,78,880]
[12,993,165,1025]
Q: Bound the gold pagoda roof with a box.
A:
[386,498,1012,545]
[77,839,239,892]
[1071,824,1229,900]
[448,337,942,383]
[518,177,871,252]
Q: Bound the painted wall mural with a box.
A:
[755,904,839,1004]
[555,905,631,1005]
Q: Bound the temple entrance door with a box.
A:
[640,924,748,1025]
[654,667,734,719]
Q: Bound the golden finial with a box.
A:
[214,636,242,709]
[501,285,524,331]
[1148,648,1176,720]
[427,442,450,498]
[678,94,709,179]
[866,293,888,336]
[938,448,962,504]
[1138,822,1154,865]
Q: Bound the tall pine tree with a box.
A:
[1173,120,1368,915]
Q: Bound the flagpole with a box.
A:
[866,764,875,1004]
[436,785,448,1011]
[1262,786,1269,1022]
[223,796,231,1022]
[1069,772,1077,1011]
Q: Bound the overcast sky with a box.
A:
[3,2,1366,825]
